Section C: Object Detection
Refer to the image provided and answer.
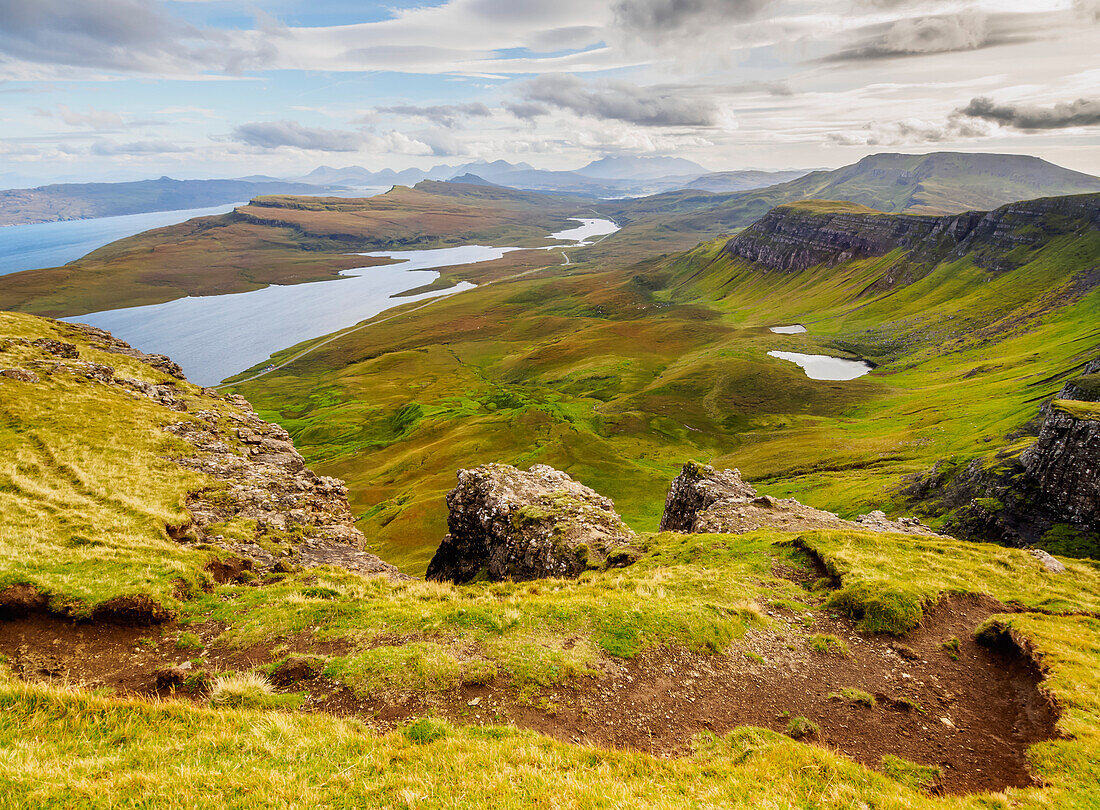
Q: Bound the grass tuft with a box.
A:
[208,672,299,711]
[807,634,849,657]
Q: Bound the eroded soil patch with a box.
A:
[305,594,1056,796]
[0,593,1057,797]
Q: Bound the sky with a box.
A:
[0,0,1097,185]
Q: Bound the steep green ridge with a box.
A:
[230,193,1099,572]
[596,152,1100,254]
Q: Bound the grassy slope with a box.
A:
[0,184,584,318]
[6,310,1100,806]
[0,312,221,610]
[229,196,1099,573]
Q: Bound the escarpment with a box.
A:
[721,192,1100,275]
[1020,404,1100,527]
[2,316,405,586]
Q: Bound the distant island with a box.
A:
[0,176,332,227]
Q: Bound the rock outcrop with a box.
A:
[660,463,940,536]
[906,369,1100,555]
[12,320,406,581]
[170,393,407,580]
[426,464,639,583]
[1057,357,1100,402]
[1019,405,1100,527]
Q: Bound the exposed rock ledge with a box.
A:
[61,322,408,582]
[426,464,639,583]
[660,462,940,537]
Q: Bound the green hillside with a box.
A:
[597,152,1100,254]
[3,308,1100,806]
[222,193,1099,574]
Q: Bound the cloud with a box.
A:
[372,102,492,128]
[503,101,551,120]
[0,0,271,76]
[89,139,182,156]
[957,96,1100,130]
[611,0,769,43]
[52,105,125,129]
[828,12,1007,61]
[827,114,995,146]
[518,74,726,127]
[231,120,436,155]
[880,13,990,54]
[232,121,365,152]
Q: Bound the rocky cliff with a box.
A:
[1020,404,1100,527]
[906,361,1100,555]
[720,193,1100,275]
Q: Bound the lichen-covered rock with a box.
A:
[1028,549,1066,574]
[426,464,638,583]
[854,510,941,537]
[661,461,941,536]
[1020,406,1100,528]
[0,368,39,382]
[168,392,410,581]
[659,463,758,531]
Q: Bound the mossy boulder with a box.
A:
[659,462,757,532]
[426,464,638,583]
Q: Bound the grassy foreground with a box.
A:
[5,310,1100,806]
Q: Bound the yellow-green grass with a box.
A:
[0,312,235,611]
[3,545,1100,808]
[0,674,1032,810]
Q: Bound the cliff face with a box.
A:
[720,205,943,272]
[720,193,1100,275]
[906,367,1100,555]
[1020,406,1100,527]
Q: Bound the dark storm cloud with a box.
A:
[232,121,364,152]
[958,97,1100,130]
[518,74,721,127]
[374,102,492,128]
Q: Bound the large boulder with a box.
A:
[426,464,638,583]
[659,462,757,531]
[660,461,940,536]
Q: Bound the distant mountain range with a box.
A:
[0,177,331,227]
[5,152,1097,231]
[295,155,803,198]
